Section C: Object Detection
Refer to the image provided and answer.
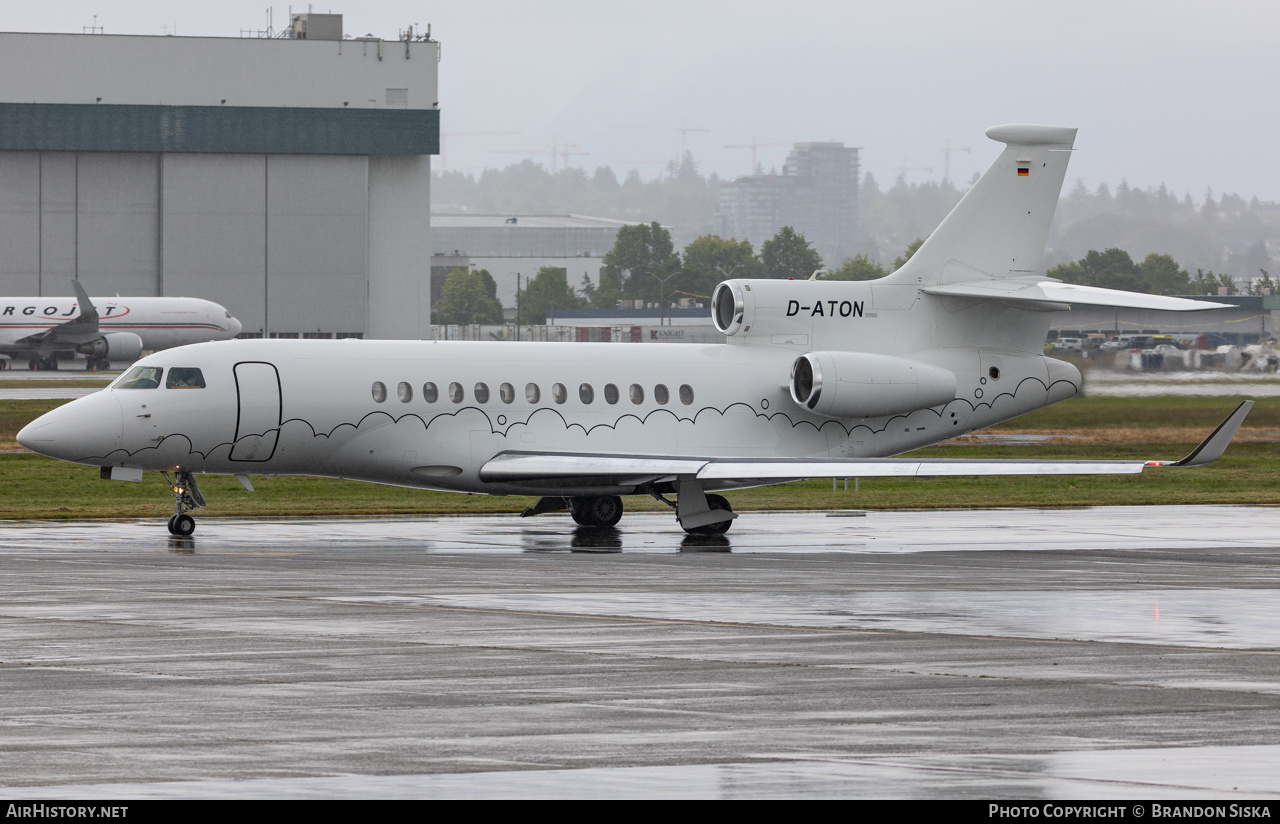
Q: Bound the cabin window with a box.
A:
[525,383,541,404]
[397,382,413,403]
[423,382,438,403]
[449,382,464,403]
[604,383,619,404]
[579,383,594,404]
[115,366,163,389]
[372,381,387,403]
[165,368,205,389]
[629,383,644,404]
[475,382,490,403]
[654,384,669,405]
[500,383,515,404]
[679,384,694,405]
[552,383,567,404]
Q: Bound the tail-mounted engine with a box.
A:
[790,351,958,419]
[75,332,144,363]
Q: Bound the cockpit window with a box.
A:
[115,366,164,389]
[165,368,206,389]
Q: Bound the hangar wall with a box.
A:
[0,24,439,339]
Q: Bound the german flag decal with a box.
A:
[1017,167,1030,177]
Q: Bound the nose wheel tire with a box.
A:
[569,495,624,527]
[167,513,196,536]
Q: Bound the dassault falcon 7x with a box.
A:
[0,280,242,370]
[19,125,1253,536]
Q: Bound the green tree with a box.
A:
[518,266,583,324]
[1137,253,1191,295]
[1248,269,1276,296]
[760,226,823,280]
[600,221,681,303]
[1048,248,1144,292]
[680,235,762,298]
[829,253,887,281]
[578,272,597,305]
[1186,268,1228,295]
[892,237,926,271]
[435,268,504,325]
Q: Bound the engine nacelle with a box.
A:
[790,351,958,419]
[76,332,144,362]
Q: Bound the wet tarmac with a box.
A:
[1084,371,1280,397]
[1,507,1279,798]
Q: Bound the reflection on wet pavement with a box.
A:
[2,505,1277,556]
[8,745,1280,799]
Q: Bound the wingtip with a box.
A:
[1172,400,1254,467]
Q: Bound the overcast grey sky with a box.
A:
[4,1,1278,200]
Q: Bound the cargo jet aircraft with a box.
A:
[0,281,242,370]
[18,125,1253,536]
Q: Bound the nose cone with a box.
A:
[226,315,243,338]
[18,391,124,464]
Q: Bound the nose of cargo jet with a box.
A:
[17,391,124,463]
[226,314,243,337]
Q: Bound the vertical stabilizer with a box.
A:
[884,124,1076,286]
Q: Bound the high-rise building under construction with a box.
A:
[719,142,860,265]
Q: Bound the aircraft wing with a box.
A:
[480,401,1253,484]
[922,278,1233,312]
[13,280,100,346]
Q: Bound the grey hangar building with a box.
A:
[0,14,439,341]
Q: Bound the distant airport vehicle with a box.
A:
[0,281,242,370]
[18,124,1252,536]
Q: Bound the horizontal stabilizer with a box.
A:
[922,279,1233,312]
[479,402,1250,486]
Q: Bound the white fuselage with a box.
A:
[19,289,1081,498]
[0,296,241,353]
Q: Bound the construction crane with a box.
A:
[488,136,589,174]
[893,163,935,181]
[940,140,971,185]
[725,137,791,176]
[677,122,710,156]
[440,132,515,174]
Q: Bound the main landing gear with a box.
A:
[570,495,624,527]
[162,471,205,536]
[28,357,59,371]
[520,476,737,534]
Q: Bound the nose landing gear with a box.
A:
[162,471,205,536]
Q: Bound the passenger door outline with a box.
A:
[230,361,282,462]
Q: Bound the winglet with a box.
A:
[70,280,100,331]
[1167,400,1254,467]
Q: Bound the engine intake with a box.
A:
[712,281,747,335]
[790,351,957,419]
[75,332,144,363]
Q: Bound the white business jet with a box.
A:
[18,125,1253,537]
[0,280,242,370]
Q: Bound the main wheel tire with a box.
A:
[28,359,38,371]
[169,513,196,536]
[570,495,623,527]
[688,494,733,535]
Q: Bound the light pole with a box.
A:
[653,270,682,326]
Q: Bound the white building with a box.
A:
[431,214,641,309]
[0,14,439,339]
